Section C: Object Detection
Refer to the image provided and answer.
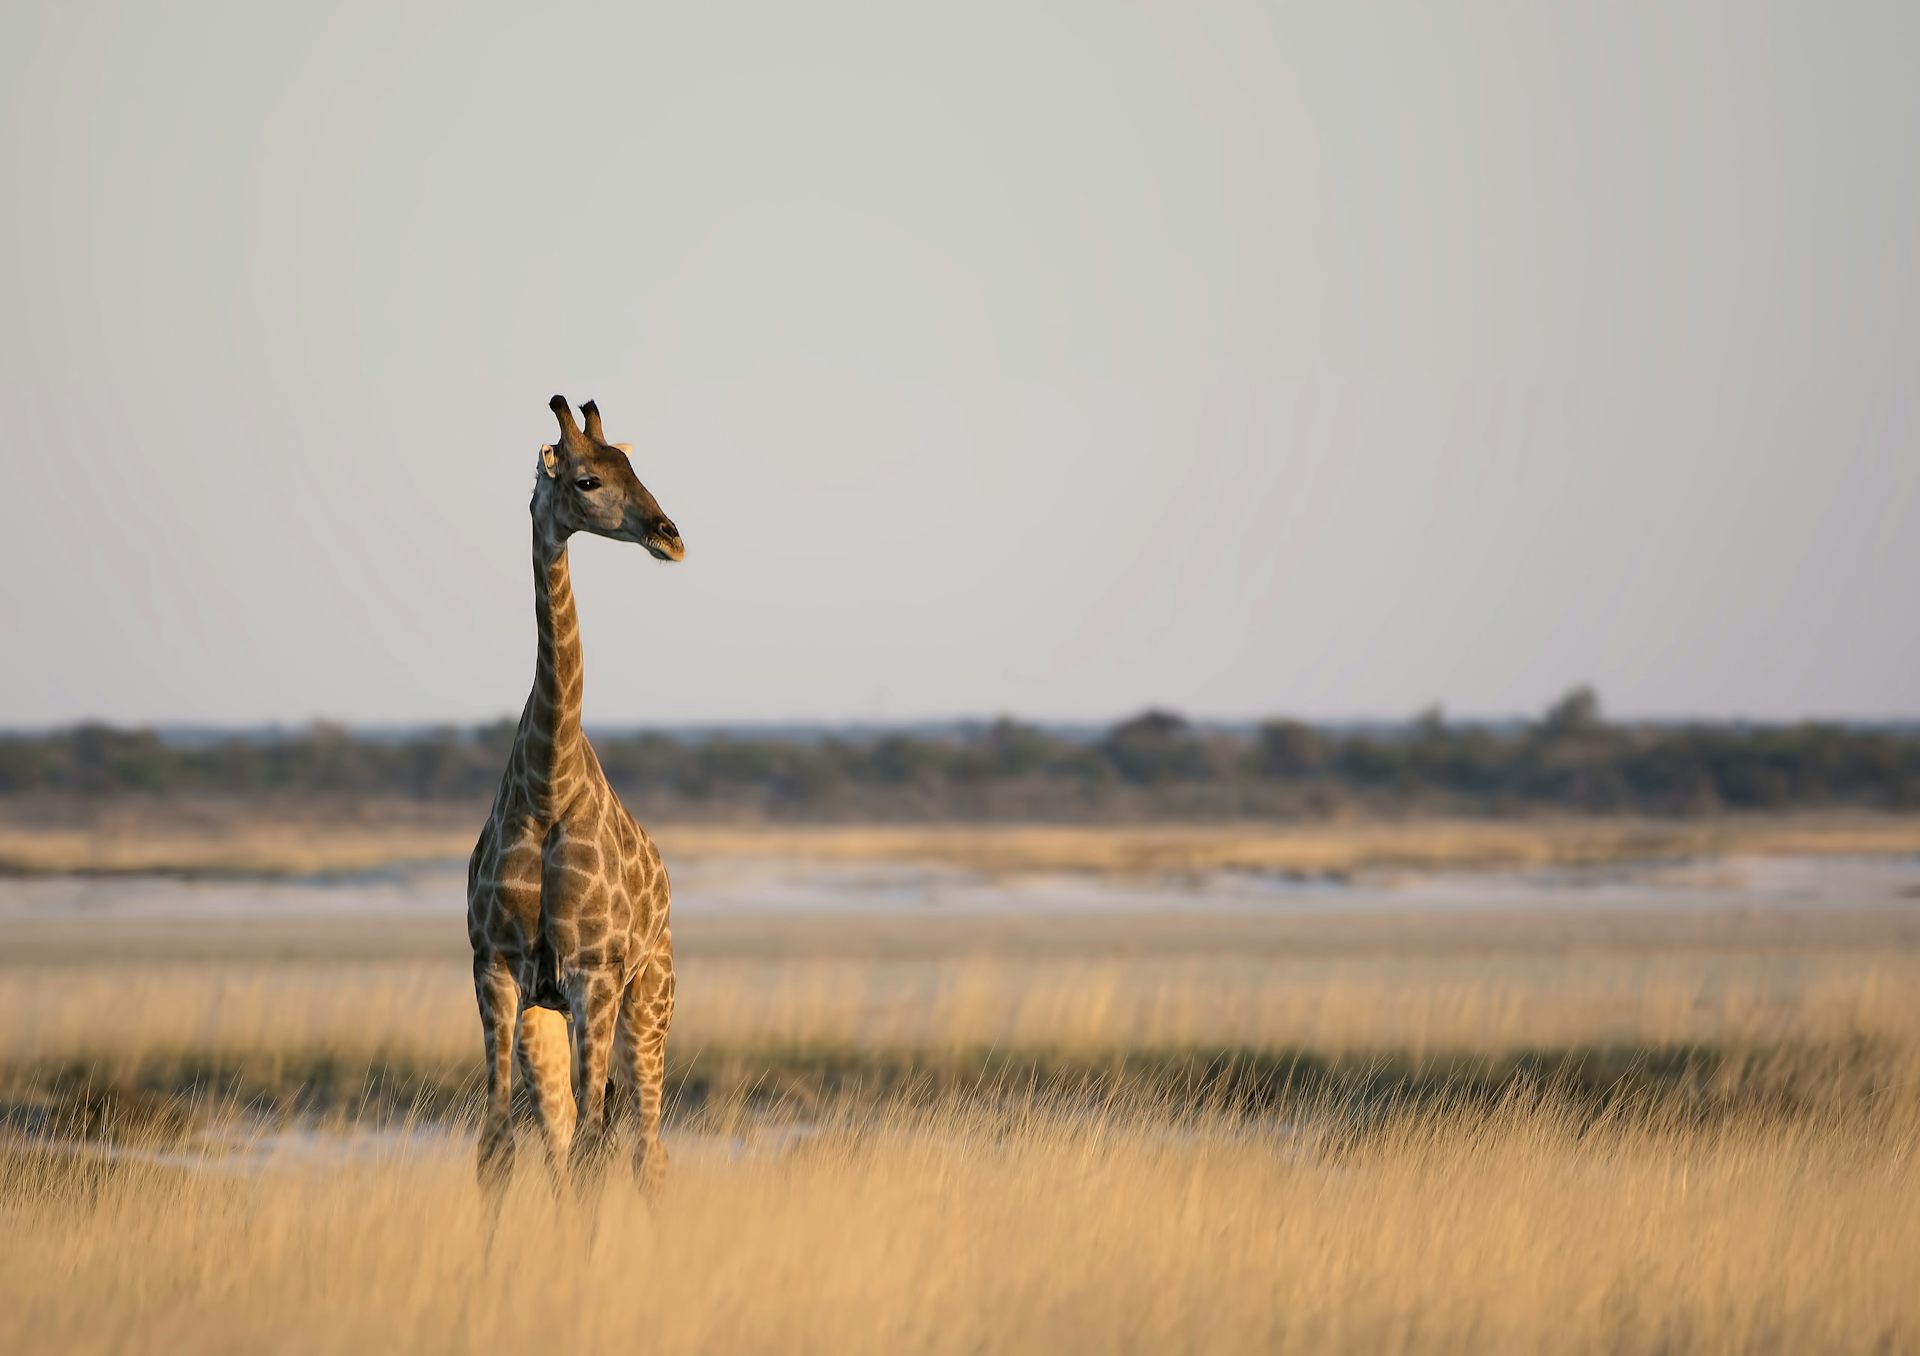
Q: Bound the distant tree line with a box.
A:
[1,689,1916,821]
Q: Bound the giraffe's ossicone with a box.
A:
[466,394,684,1199]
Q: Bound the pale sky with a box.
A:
[1,2,1914,728]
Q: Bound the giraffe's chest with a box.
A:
[471,794,664,973]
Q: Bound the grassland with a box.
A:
[3,843,1918,1352]
[6,1071,1917,1355]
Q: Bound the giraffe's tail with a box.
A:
[528,943,568,1011]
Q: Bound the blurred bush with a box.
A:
[1,689,1915,821]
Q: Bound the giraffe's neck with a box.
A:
[517,520,588,815]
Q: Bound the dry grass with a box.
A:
[660,814,1920,876]
[1,1080,1915,1354]
[4,877,1919,1352]
[7,806,1920,877]
[0,952,1917,1082]
[0,821,472,878]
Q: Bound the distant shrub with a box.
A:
[3,688,1916,820]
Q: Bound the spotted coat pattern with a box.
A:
[466,395,683,1198]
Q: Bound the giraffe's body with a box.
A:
[467,395,684,1195]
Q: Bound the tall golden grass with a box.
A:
[4,917,1918,1350]
[4,949,1918,1076]
[3,1078,1915,1353]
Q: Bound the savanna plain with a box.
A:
[4,817,1919,1354]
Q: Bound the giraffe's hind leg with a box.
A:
[622,939,675,1193]
[566,967,623,1190]
[472,955,519,1202]
[515,1005,576,1193]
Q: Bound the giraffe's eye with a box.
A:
[575,476,601,492]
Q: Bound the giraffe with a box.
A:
[466,394,684,1201]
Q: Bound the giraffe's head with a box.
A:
[532,395,685,562]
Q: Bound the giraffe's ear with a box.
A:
[539,444,559,478]
[613,443,633,456]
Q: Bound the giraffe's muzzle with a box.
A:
[642,527,685,562]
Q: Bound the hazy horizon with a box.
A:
[10,698,1920,739]
[3,3,1915,728]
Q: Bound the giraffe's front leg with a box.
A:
[472,954,520,1201]
[622,941,675,1194]
[566,965,622,1189]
